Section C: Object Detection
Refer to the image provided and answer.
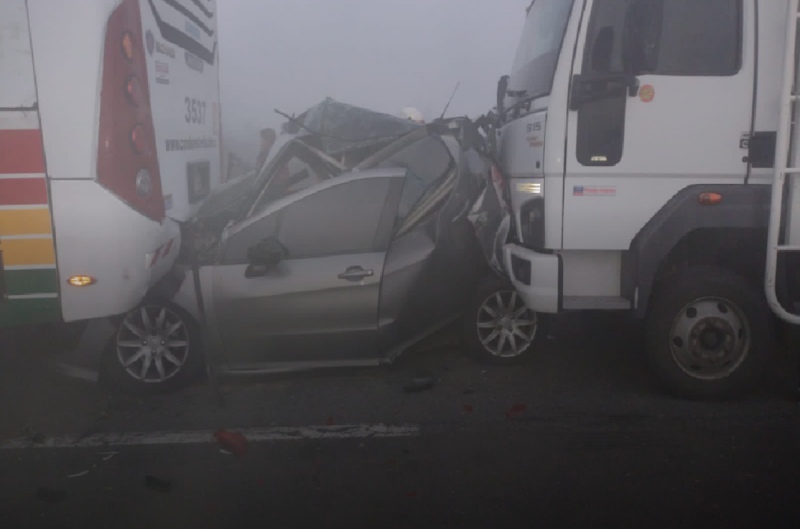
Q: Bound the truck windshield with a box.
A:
[507,0,575,105]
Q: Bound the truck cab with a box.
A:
[499,0,794,399]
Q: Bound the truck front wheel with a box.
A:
[645,267,774,400]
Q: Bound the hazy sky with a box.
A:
[216,0,529,161]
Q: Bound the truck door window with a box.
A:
[585,0,741,77]
[629,0,741,76]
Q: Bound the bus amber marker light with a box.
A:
[121,32,134,61]
[67,276,97,287]
[698,192,723,206]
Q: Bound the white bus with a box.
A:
[0,0,222,328]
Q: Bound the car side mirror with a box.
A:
[245,237,287,278]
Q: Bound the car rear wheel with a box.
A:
[104,302,203,395]
[464,275,546,365]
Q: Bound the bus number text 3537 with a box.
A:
[185,97,206,124]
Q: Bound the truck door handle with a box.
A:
[338,266,374,281]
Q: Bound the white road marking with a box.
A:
[0,424,420,450]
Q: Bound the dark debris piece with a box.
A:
[36,487,67,503]
[403,377,435,393]
[145,475,172,492]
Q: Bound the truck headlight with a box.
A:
[516,182,543,195]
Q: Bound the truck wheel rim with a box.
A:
[669,297,750,381]
[477,290,537,358]
[116,306,190,383]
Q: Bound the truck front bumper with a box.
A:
[503,243,561,314]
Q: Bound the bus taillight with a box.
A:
[96,0,164,222]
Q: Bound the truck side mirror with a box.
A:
[496,75,509,116]
[569,73,640,111]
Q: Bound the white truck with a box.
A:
[0,0,221,329]
[499,0,800,399]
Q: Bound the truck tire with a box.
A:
[645,267,773,400]
[103,301,204,395]
[463,274,547,365]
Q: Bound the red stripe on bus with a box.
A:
[0,129,46,174]
[0,178,49,206]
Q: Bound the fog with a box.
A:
[216,0,529,164]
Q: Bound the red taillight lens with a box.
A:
[125,75,144,106]
[97,0,164,222]
[130,124,147,154]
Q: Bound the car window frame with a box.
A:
[221,171,405,265]
[246,140,346,218]
[381,135,456,223]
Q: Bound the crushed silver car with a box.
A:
[63,99,546,393]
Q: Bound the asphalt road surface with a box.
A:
[2,313,800,528]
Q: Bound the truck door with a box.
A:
[563,0,754,250]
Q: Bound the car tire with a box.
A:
[463,274,547,365]
[103,301,204,395]
[645,267,774,400]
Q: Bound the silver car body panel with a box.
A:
[212,252,387,366]
[57,114,513,382]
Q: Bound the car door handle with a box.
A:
[338,266,374,281]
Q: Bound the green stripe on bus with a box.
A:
[4,268,59,296]
[0,297,61,328]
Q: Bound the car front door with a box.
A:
[211,172,404,368]
[376,134,487,351]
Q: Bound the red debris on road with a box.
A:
[213,429,249,457]
[505,403,527,419]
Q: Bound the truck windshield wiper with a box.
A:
[502,90,548,118]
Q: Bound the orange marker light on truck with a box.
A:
[699,192,723,205]
[67,275,97,287]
